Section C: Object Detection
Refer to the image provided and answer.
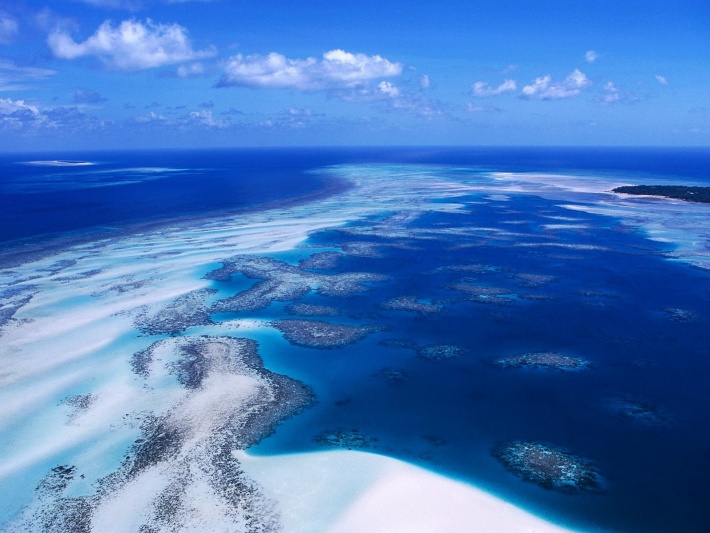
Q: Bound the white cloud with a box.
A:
[420,74,431,89]
[378,80,400,98]
[135,110,167,122]
[521,69,590,100]
[47,18,216,71]
[601,81,619,104]
[0,60,57,91]
[217,49,402,90]
[0,98,44,129]
[74,87,108,104]
[187,110,228,128]
[471,79,516,97]
[655,74,668,85]
[585,50,599,63]
[0,12,19,44]
[177,62,205,78]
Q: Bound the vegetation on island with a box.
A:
[612,185,710,204]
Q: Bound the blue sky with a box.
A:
[1,0,708,151]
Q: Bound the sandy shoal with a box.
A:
[238,449,579,533]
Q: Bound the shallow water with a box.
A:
[1,148,709,532]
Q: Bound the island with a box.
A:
[612,185,710,204]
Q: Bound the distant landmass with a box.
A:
[612,185,710,203]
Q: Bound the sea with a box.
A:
[1,147,709,532]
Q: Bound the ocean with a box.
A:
[1,147,709,532]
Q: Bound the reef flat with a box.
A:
[612,185,710,204]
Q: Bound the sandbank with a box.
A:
[238,449,580,533]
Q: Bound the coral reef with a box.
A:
[495,352,590,371]
[270,319,378,349]
[494,441,602,493]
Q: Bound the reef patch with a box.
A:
[270,319,378,349]
[495,352,591,371]
[494,441,603,494]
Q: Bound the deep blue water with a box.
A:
[2,147,710,532]
[3,147,709,249]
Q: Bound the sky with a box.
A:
[0,0,709,151]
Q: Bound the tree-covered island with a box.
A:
[612,185,710,204]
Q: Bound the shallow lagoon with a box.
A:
[1,148,709,532]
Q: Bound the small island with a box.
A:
[612,185,710,204]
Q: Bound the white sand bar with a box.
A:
[239,450,580,533]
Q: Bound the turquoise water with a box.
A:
[1,148,710,531]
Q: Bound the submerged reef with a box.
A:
[494,441,603,494]
[207,255,386,313]
[270,319,378,349]
[372,367,411,384]
[606,396,672,427]
[314,428,377,450]
[285,302,340,316]
[612,184,710,204]
[298,251,344,269]
[513,273,557,287]
[0,284,35,336]
[134,288,216,335]
[663,307,697,322]
[495,352,591,371]
[417,344,466,361]
[380,295,443,315]
[9,336,314,532]
[449,283,517,305]
[380,338,420,350]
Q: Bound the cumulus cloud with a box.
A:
[601,81,619,104]
[655,74,668,85]
[0,98,107,132]
[177,62,205,78]
[471,79,516,97]
[0,12,19,44]
[377,80,400,98]
[74,88,108,104]
[585,50,599,63]
[47,18,216,71]
[0,98,42,129]
[420,74,431,89]
[217,49,402,90]
[0,60,57,91]
[521,69,590,100]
